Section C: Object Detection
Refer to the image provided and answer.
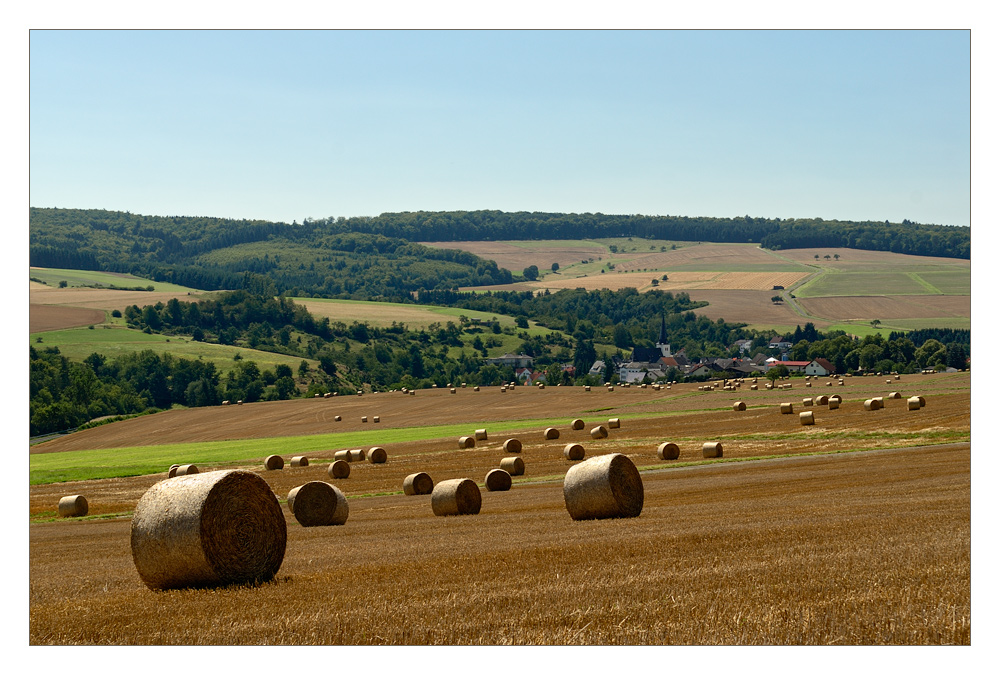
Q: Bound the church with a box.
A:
[619,315,674,383]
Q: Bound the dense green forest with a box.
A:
[29,208,969,302]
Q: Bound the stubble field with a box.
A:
[29,372,971,645]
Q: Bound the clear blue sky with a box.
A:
[29,29,970,226]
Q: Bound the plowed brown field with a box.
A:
[29,373,971,645]
[29,305,106,332]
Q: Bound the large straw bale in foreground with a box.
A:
[563,453,643,521]
[130,470,286,590]
[502,438,522,453]
[657,442,680,460]
[287,481,349,527]
[431,478,482,516]
[403,472,434,495]
[58,495,88,518]
[485,469,512,492]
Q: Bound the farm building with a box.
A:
[805,358,836,376]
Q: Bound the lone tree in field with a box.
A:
[771,295,783,303]
[871,319,881,328]
[551,262,559,272]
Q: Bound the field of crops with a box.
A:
[29,372,972,646]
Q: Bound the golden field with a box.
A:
[28,372,972,646]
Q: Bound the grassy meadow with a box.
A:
[30,267,200,293]
[32,324,316,374]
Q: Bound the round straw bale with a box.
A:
[584,385,591,391]
[264,455,284,470]
[409,389,415,395]
[917,395,926,407]
[780,402,794,414]
[543,427,560,440]
[287,481,349,527]
[327,460,350,479]
[888,392,901,399]
[563,453,643,521]
[907,396,921,410]
[802,398,813,406]
[828,398,840,410]
[607,386,614,392]
[176,464,199,476]
[485,469,512,492]
[571,418,585,430]
[702,442,723,458]
[806,381,812,388]
[474,386,480,391]
[349,449,367,462]
[450,388,457,394]
[500,456,525,475]
[608,418,620,430]
[873,396,885,405]
[361,416,368,423]
[502,438,522,453]
[334,415,342,422]
[431,478,482,516]
[830,394,842,403]
[657,442,680,460]
[290,456,309,467]
[886,379,892,384]
[334,450,352,461]
[732,401,746,411]
[590,425,609,440]
[58,494,88,518]
[537,383,545,389]
[373,416,380,423]
[458,435,476,449]
[168,464,180,478]
[403,472,434,495]
[750,384,758,391]
[864,399,881,411]
[563,443,585,461]
[799,410,815,425]
[474,429,488,441]
[130,470,286,590]
[815,395,829,405]
[367,446,387,464]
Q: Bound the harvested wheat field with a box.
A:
[423,240,605,272]
[29,372,971,645]
[798,295,972,322]
[29,281,210,313]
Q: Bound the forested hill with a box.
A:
[311,211,970,259]
[30,207,969,297]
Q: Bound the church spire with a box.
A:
[658,312,668,345]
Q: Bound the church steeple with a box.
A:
[656,313,671,357]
